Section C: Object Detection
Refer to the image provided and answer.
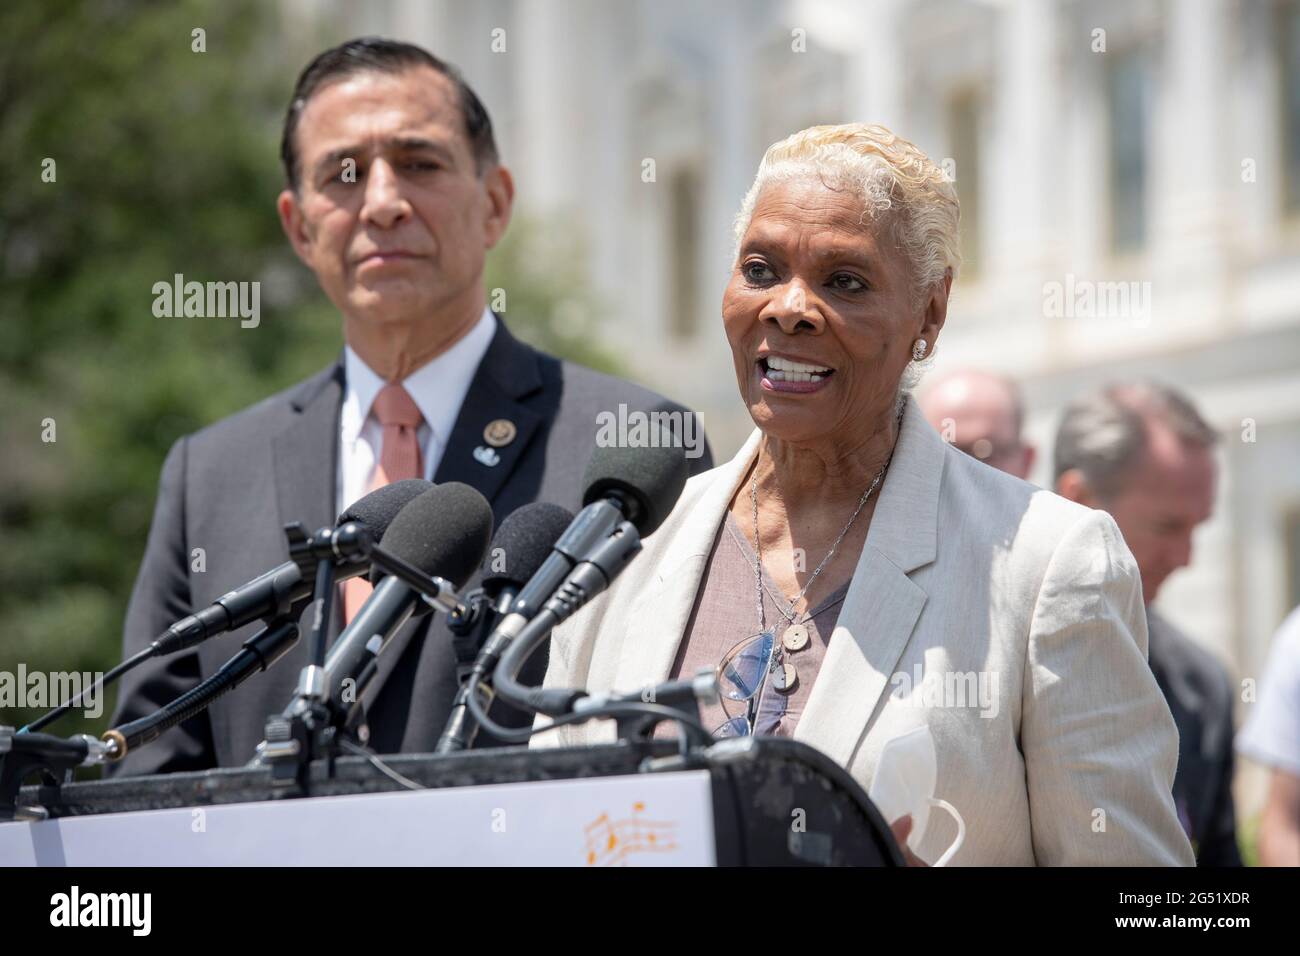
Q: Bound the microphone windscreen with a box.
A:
[482,502,576,590]
[374,482,494,589]
[581,435,688,537]
[337,479,433,536]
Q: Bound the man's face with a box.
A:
[1097,426,1218,604]
[919,376,1034,480]
[277,66,511,329]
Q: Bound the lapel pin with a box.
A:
[483,418,517,448]
[473,445,501,468]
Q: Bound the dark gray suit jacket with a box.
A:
[108,316,712,775]
[1147,608,1242,866]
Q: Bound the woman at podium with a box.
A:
[534,123,1194,867]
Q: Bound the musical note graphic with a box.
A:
[583,801,679,865]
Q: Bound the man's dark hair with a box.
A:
[280,37,498,191]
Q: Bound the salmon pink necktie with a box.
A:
[342,383,425,623]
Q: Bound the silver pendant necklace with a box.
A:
[748,423,898,694]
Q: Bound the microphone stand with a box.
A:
[437,589,514,753]
[258,521,465,790]
[0,726,116,822]
[109,616,302,759]
[261,523,343,789]
[0,613,303,819]
[441,523,645,753]
[492,521,644,719]
[4,519,473,808]
[18,518,354,737]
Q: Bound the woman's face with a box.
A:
[723,178,944,446]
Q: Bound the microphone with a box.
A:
[447,502,576,650]
[339,478,437,532]
[456,444,686,732]
[492,441,688,645]
[321,482,494,722]
[151,479,433,657]
[580,439,689,537]
[492,519,643,717]
[436,502,576,752]
[17,481,436,739]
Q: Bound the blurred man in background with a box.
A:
[918,369,1036,481]
[1054,382,1240,866]
[1237,605,1300,865]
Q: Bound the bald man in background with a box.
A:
[918,369,1036,480]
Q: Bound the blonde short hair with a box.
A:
[733,123,962,307]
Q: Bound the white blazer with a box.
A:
[534,394,1195,866]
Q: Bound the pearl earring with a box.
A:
[912,338,927,362]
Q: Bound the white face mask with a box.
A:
[867,724,966,866]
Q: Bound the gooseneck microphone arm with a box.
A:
[433,502,578,753]
[492,521,643,718]
[478,517,716,748]
[257,482,494,782]
[20,520,339,737]
[104,615,301,764]
[102,520,472,769]
[437,495,653,751]
[436,588,516,753]
[23,483,434,738]
[150,480,434,660]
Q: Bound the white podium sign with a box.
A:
[1,771,716,866]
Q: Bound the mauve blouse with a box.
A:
[655,511,851,739]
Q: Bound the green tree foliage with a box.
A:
[0,0,612,743]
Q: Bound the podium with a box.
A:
[2,737,903,866]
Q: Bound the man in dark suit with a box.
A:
[109,38,711,775]
[1055,382,1240,865]
[1145,607,1240,865]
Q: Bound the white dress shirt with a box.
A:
[1238,604,1300,775]
[337,308,496,516]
